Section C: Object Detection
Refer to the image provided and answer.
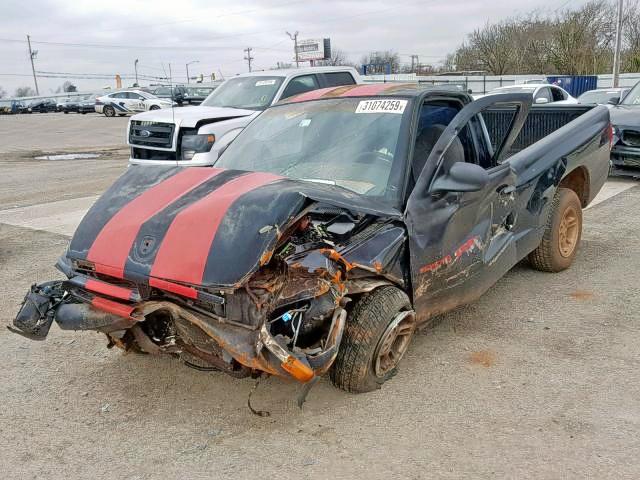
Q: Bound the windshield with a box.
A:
[578,90,620,104]
[215,97,411,204]
[621,82,640,105]
[201,76,284,110]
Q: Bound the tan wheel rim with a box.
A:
[558,206,579,258]
[374,311,416,377]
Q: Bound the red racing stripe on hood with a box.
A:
[149,172,282,285]
[288,87,337,103]
[87,168,225,278]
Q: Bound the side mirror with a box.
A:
[607,98,620,105]
[535,97,549,104]
[430,162,490,194]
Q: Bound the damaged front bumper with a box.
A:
[10,271,347,385]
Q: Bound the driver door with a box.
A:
[405,93,532,322]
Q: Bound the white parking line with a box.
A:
[586,178,637,209]
[0,179,636,237]
[0,195,98,236]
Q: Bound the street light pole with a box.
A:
[287,31,299,68]
[612,0,624,87]
[134,59,139,86]
[26,34,39,95]
[186,60,199,84]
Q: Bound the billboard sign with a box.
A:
[295,38,331,61]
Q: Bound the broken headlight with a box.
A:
[180,132,215,160]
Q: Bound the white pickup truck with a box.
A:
[127,66,362,166]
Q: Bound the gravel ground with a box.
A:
[0,114,639,479]
[0,185,638,480]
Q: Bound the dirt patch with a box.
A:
[469,350,496,367]
[569,290,595,300]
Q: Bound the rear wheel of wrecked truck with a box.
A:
[330,286,416,393]
[529,187,582,273]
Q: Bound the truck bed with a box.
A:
[483,105,595,157]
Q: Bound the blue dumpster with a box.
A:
[546,75,598,97]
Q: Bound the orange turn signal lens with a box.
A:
[207,134,215,144]
[281,356,315,383]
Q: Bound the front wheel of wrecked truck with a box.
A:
[330,286,416,393]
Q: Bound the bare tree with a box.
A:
[467,21,519,75]
[0,86,6,99]
[545,1,612,74]
[445,0,635,75]
[63,81,77,92]
[15,86,36,97]
[316,48,353,67]
[623,0,640,71]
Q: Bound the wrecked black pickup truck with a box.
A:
[11,84,611,394]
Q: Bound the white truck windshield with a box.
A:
[201,76,284,110]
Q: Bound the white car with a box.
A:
[127,66,362,166]
[95,89,174,117]
[488,84,578,105]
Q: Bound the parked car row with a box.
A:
[149,85,217,105]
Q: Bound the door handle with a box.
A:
[497,185,516,195]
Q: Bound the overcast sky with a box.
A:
[0,0,589,96]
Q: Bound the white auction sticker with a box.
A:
[355,99,407,114]
[255,79,276,86]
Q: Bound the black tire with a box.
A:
[103,105,116,117]
[149,105,161,110]
[529,187,583,272]
[330,286,416,393]
[63,111,69,114]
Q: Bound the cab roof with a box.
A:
[235,66,358,79]
[280,83,471,104]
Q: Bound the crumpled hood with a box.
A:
[610,105,640,128]
[131,105,258,128]
[67,166,400,288]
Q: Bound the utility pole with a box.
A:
[26,35,39,95]
[244,47,254,72]
[287,31,299,68]
[134,59,139,86]
[186,60,199,83]
[612,0,624,87]
[410,55,419,74]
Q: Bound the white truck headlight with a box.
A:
[180,133,215,160]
